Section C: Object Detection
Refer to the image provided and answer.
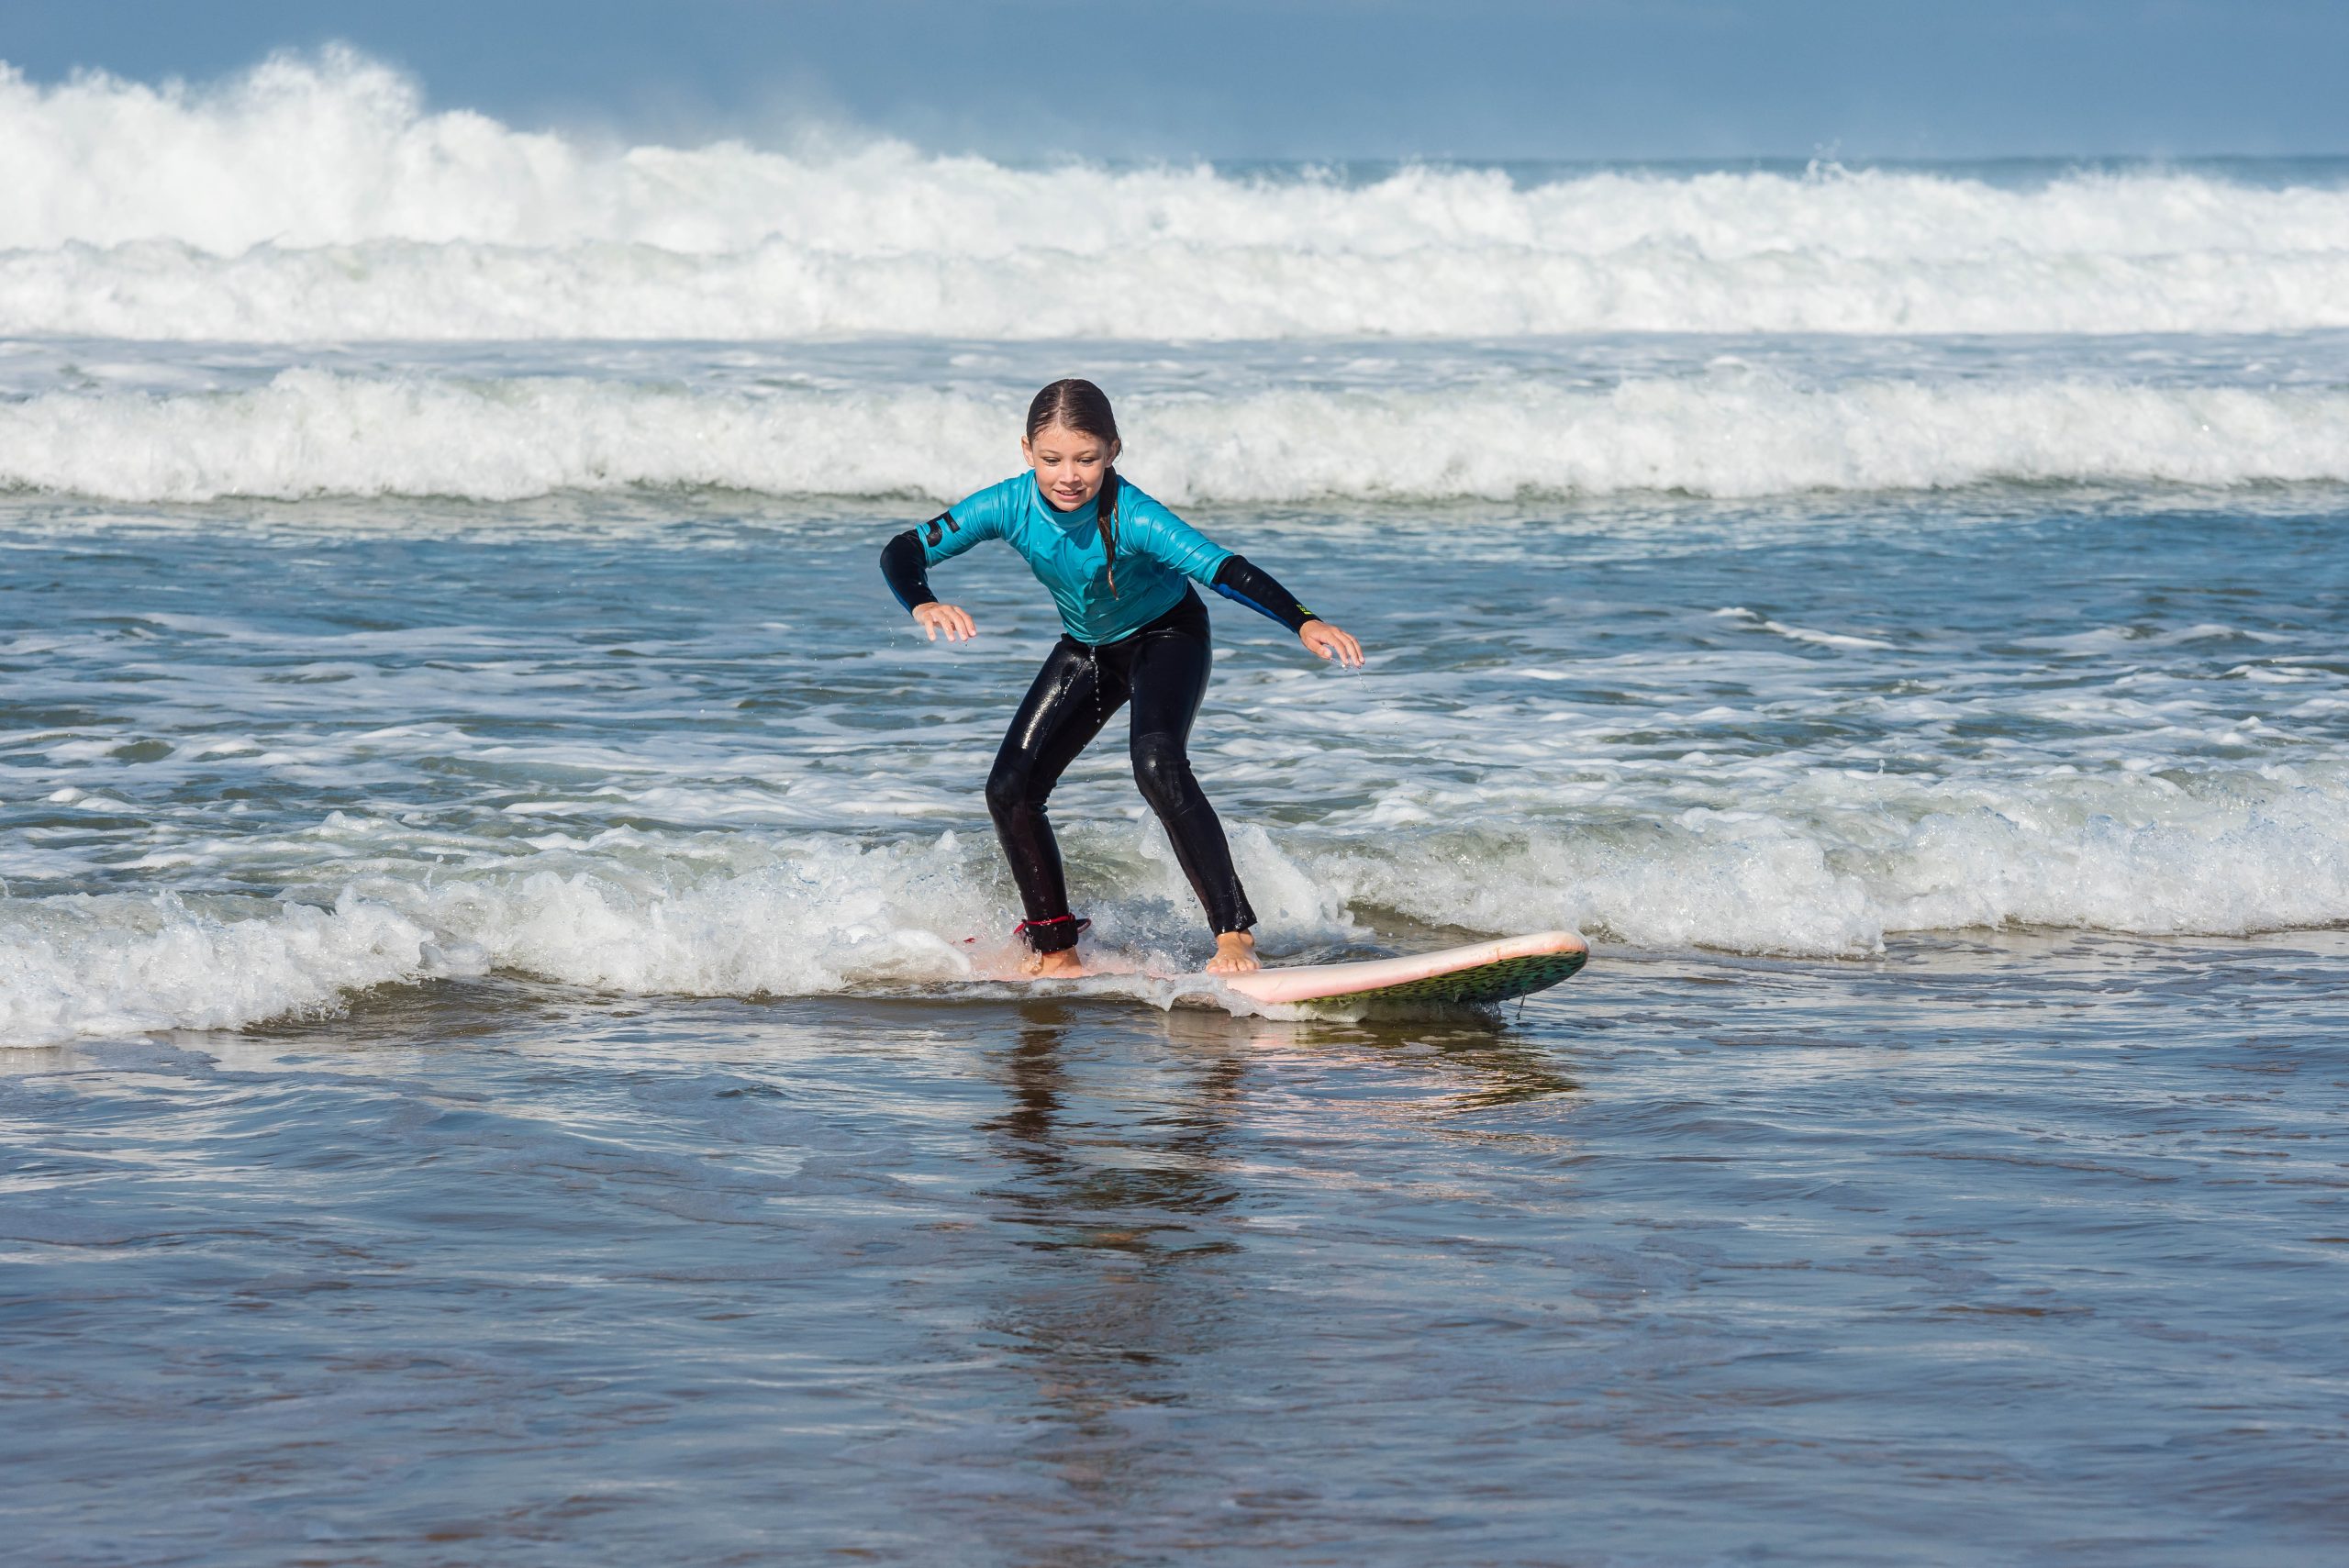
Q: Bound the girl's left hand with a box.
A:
[1299,619,1364,668]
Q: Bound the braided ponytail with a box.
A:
[1025,378,1123,597]
[1096,466,1122,597]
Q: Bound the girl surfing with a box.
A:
[880,379,1364,978]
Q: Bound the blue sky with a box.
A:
[8,0,2346,159]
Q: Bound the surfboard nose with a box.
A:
[1219,929,1590,1006]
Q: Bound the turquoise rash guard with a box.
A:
[917,473,1232,646]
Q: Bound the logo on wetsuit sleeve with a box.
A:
[923,512,960,548]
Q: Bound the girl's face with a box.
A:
[1021,422,1119,511]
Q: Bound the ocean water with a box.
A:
[5,51,2349,1564]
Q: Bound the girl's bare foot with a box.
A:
[1023,947,1085,979]
[1205,930,1259,974]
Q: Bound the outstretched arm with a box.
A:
[1212,555,1364,668]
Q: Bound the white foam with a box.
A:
[6,52,2349,339]
[8,369,2348,503]
[1316,762,2349,954]
[1714,606,1898,650]
[0,821,1353,1044]
[5,762,2345,1044]
[0,889,438,1040]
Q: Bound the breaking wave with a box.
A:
[6,370,2349,503]
[6,51,2349,339]
[6,762,2346,1042]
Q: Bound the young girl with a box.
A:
[880,379,1364,978]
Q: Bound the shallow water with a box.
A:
[7,929,2347,1565]
[5,479,2345,1039]
[6,429,2349,1568]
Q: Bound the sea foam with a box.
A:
[6,370,2347,503]
[6,762,2344,1043]
[6,52,2349,339]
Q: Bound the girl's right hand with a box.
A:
[913,602,978,642]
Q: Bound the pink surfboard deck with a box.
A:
[1216,929,1588,1007]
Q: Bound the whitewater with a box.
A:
[8,51,2349,340]
[14,363,2349,503]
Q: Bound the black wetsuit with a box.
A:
[985,586,1246,950]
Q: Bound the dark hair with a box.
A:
[1026,378,1123,595]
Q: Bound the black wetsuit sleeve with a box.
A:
[1210,555,1318,634]
[881,528,940,613]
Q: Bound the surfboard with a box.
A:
[1215,929,1587,1008]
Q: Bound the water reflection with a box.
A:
[962,1000,1582,1548]
[1156,1006,1582,1113]
[983,1000,1246,1254]
[971,1004,1249,1540]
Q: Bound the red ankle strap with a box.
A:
[1012,914,1090,938]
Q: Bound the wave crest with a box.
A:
[7,52,2349,338]
[6,763,2346,1043]
[7,370,2347,503]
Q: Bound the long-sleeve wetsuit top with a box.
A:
[881,473,1317,646]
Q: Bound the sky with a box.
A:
[7,0,2348,161]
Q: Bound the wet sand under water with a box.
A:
[5,929,2346,1566]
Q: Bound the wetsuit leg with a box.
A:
[987,637,1131,951]
[1126,594,1257,936]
